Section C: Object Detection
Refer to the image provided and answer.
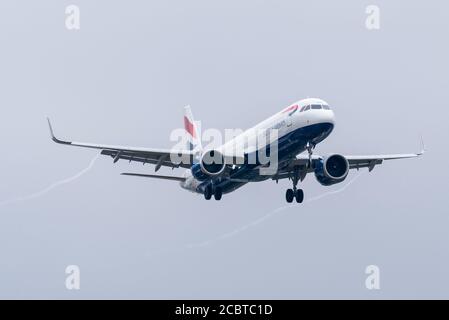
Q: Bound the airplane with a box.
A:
[47,98,424,203]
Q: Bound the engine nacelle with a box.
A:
[191,149,227,181]
[314,154,349,186]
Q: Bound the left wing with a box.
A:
[47,118,195,170]
[272,147,424,181]
[344,152,424,171]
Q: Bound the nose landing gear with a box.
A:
[285,157,307,204]
[306,141,315,168]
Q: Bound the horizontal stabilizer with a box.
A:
[121,173,186,182]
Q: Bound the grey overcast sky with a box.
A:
[0,0,448,299]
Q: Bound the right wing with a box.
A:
[47,118,195,170]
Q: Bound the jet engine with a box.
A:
[191,149,227,181]
[314,154,349,186]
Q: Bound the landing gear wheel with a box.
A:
[204,186,212,200]
[295,189,304,203]
[214,187,223,201]
[286,189,294,203]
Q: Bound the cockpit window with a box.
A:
[300,104,330,112]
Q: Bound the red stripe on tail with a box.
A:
[184,116,196,138]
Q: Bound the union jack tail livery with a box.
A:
[184,105,202,154]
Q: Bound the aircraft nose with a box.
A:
[322,109,335,125]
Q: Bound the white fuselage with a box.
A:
[181,98,335,193]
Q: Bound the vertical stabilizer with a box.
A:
[184,105,202,156]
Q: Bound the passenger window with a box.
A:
[311,104,322,110]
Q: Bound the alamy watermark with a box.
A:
[65,265,81,290]
[169,124,280,176]
[365,265,380,290]
[365,5,380,30]
[65,5,80,31]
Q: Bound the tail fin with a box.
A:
[184,105,202,153]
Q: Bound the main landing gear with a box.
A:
[285,187,304,203]
[204,185,222,201]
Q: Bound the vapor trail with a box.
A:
[186,172,364,248]
[0,154,100,207]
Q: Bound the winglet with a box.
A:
[46,117,72,145]
[47,117,55,139]
[418,135,426,155]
